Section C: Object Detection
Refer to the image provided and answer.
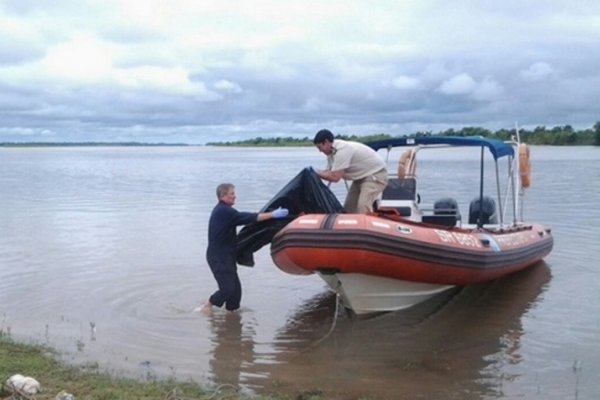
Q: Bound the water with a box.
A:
[0,145,599,399]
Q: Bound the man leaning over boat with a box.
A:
[313,129,388,213]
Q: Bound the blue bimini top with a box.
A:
[366,136,515,160]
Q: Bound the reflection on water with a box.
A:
[1,146,599,399]
[250,264,552,399]
[207,311,255,391]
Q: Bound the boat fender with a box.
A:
[397,149,416,177]
[519,144,531,189]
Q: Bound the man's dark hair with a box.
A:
[313,129,334,144]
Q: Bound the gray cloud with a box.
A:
[0,0,599,143]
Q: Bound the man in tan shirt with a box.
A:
[313,129,388,213]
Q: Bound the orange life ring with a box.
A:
[518,144,531,189]
[397,149,416,177]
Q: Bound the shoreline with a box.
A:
[0,336,316,400]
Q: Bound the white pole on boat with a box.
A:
[502,129,519,226]
[501,158,514,225]
[510,153,519,224]
[477,146,485,228]
[514,122,521,223]
[494,161,504,225]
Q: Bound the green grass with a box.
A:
[0,336,298,400]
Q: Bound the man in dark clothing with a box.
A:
[200,183,289,314]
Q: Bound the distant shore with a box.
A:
[2,123,600,147]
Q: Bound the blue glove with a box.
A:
[271,207,289,219]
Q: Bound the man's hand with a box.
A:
[271,207,289,219]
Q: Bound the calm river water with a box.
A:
[0,145,599,399]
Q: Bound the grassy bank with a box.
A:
[0,336,303,400]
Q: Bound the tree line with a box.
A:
[208,122,600,146]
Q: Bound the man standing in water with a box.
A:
[313,129,388,213]
[200,183,289,314]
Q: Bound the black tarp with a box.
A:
[236,167,344,266]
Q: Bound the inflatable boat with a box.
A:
[269,136,553,315]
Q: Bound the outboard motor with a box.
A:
[468,196,497,225]
[434,197,460,218]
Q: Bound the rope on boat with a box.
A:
[297,292,341,354]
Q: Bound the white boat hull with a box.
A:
[318,272,455,315]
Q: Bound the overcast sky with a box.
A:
[1,0,599,144]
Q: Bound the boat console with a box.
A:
[377,177,422,220]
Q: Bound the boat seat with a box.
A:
[422,215,458,228]
[377,177,419,218]
[382,177,417,201]
[376,206,412,217]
